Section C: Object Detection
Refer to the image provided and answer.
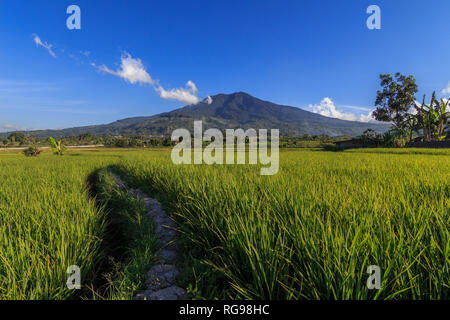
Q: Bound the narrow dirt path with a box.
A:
[108,170,188,300]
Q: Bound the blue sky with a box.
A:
[1,0,449,132]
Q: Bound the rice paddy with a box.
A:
[0,148,448,299]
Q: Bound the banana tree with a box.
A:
[414,92,439,142]
[48,137,66,155]
[404,113,420,142]
[435,98,450,140]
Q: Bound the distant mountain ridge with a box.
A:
[4,92,390,138]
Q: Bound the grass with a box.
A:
[0,148,448,299]
[0,150,156,299]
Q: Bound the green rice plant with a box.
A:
[0,148,448,300]
[0,150,158,300]
[115,148,449,300]
[0,150,136,299]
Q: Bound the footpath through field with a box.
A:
[108,170,188,300]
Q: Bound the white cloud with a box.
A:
[186,80,198,94]
[205,96,213,104]
[309,97,357,121]
[0,80,57,93]
[155,82,200,105]
[309,97,376,123]
[441,82,450,95]
[0,124,49,132]
[358,110,377,122]
[32,34,56,58]
[1,124,18,130]
[98,53,154,85]
[30,40,204,105]
[339,105,372,112]
[97,52,202,105]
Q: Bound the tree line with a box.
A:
[1,133,174,149]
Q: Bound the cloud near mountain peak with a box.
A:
[97,52,201,105]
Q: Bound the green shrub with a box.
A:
[383,129,408,147]
[393,137,408,148]
[23,146,41,157]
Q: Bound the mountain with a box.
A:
[6,92,390,138]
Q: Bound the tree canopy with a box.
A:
[373,73,418,129]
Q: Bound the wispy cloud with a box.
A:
[97,52,202,105]
[0,124,50,132]
[441,82,450,95]
[0,124,45,133]
[0,80,49,86]
[41,107,110,115]
[30,37,204,105]
[1,124,19,130]
[32,34,56,58]
[339,105,372,112]
[0,80,58,95]
[309,97,376,123]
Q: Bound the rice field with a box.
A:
[0,148,448,299]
